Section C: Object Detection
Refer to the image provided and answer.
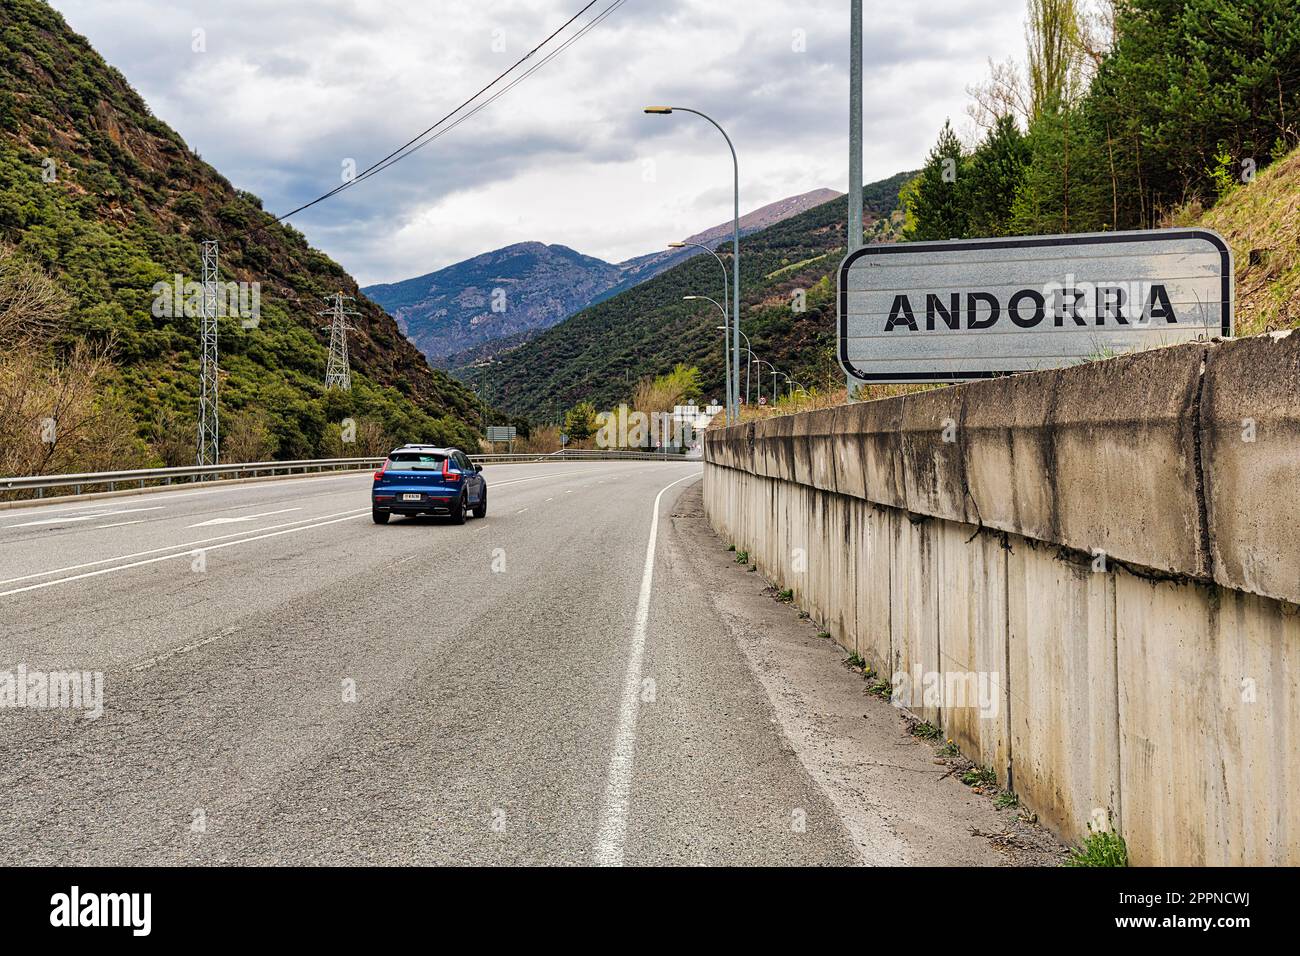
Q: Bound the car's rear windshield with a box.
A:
[386,452,447,471]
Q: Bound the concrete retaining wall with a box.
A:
[703,331,1300,865]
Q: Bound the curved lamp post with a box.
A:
[751,356,780,406]
[717,326,753,405]
[646,106,740,425]
[684,295,730,414]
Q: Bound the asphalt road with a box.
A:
[0,460,867,865]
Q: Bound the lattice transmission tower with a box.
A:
[197,239,221,465]
[321,292,360,390]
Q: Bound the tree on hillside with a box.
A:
[563,401,599,446]
[963,114,1032,237]
[632,364,702,413]
[903,120,969,241]
[1011,102,1111,234]
[0,243,147,476]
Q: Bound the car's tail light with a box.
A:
[373,459,389,481]
[442,458,460,482]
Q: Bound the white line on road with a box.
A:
[97,520,145,530]
[0,470,590,597]
[0,508,367,589]
[188,507,301,528]
[0,510,372,598]
[6,506,165,528]
[593,470,701,866]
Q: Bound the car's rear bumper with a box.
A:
[373,493,456,516]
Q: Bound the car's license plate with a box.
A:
[402,493,421,501]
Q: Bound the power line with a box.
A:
[343,0,626,188]
[263,0,616,228]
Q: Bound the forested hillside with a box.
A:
[904,0,1299,267]
[0,0,483,473]
[474,173,912,422]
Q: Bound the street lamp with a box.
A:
[669,241,728,320]
[672,239,731,415]
[645,105,741,425]
[718,326,753,405]
[685,295,730,414]
[739,347,761,406]
[751,356,780,407]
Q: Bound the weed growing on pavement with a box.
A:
[911,720,941,740]
[937,739,961,757]
[994,791,1020,810]
[818,630,832,640]
[735,550,749,564]
[776,588,793,602]
[961,766,998,788]
[1065,829,1129,867]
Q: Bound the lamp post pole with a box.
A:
[685,295,730,416]
[645,106,740,424]
[751,357,780,406]
[718,326,753,405]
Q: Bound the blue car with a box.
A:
[371,445,486,524]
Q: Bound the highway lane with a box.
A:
[0,461,864,865]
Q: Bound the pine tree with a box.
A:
[962,114,1031,237]
[903,120,969,241]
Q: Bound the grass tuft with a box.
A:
[911,720,941,740]
[1064,828,1129,867]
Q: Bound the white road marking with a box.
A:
[1,474,368,519]
[545,497,554,502]
[6,506,164,528]
[97,520,145,530]
[593,470,701,866]
[0,470,587,597]
[188,507,301,528]
[516,508,528,514]
[0,508,367,589]
[0,511,371,598]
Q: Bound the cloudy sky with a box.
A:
[50,0,1027,286]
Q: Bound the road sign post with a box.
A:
[838,229,1233,385]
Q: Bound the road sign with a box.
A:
[486,425,516,442]
[838,229,1233,384]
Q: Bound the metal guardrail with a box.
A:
[1,448,697,499]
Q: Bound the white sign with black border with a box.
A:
[838,229,1233,384]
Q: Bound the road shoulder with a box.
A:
[666,481,1067,866]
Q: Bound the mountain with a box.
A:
[609,187,844,296]
[363,188,843,365]
[364,242,623,365]
[0,0,484,466]
[470,174,912,422]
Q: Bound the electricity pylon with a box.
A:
[321,292,360,390]
[197,239,220,465]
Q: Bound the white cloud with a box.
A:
[48,0,1027,285]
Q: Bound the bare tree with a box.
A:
[967,57,1032,131]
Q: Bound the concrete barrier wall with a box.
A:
[703,330,1300,865]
